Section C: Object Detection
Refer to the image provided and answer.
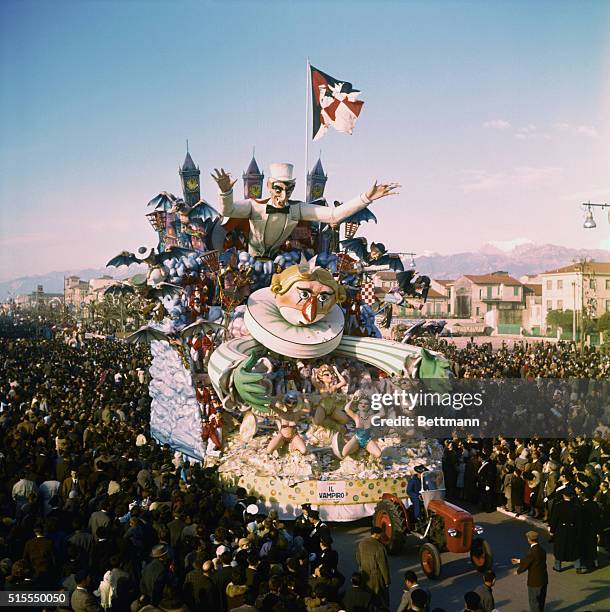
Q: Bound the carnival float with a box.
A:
[105,152,450,520]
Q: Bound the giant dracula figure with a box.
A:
[211,163,399,258]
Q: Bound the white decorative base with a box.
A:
[149,340,205,460]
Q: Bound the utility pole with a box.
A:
[573,257,593,350]
[572,281,576,342]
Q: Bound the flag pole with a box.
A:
[304,57,310,202]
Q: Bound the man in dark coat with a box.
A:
[408,466,428,521]
[294,503,313,540]
[477,453,497,513]
[140,544,173,607]
[183,559,221,611]
[512,531,548,612]
[23,523,56,586]
[212,549,234,612]
[306,510,332,559]
[356,526,390,609]
[578,487,601,573]
[549,488,582,571]
[341,571,374,612]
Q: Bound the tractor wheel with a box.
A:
[419,542,442,579]
[373,499,406,555]
[470,537,493,572]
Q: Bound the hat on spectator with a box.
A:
[151,544,168,558]
[525,531,539,541]
[246,503,259,515]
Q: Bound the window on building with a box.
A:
[547,300,553,310]
[546,280,552,290]
[606,300,610,313]
[479,289,482,298]
[590,279,596,290]
[486,286,492,299]
[606,279,610,290]
[557,300,563,310]
[513,286,519,296]
[557,280,563,290]
[435,302,441,314]
[476,306,480,316]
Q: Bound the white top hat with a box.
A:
[269,163,295,183]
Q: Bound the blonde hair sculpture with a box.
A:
[270,262,347,304]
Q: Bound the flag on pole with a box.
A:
[310,65,364,141]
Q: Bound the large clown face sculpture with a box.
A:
[271,263,346,326]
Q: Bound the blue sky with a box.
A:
[1,0,609,280]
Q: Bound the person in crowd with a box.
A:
[341,571,374,612]
[473,570,495,612]
[512,531,548,612]
[355,525,390,609]
[549,487,582,572]
[397,570,431,612]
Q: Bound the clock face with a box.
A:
[312,184,323,198]
[185,177,199,192]
[249,183,261,198]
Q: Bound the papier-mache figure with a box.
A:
[311,364,350,430]
[266,391,308,456]
[338,393,381,459]
[212,164,399,258]
[243,259,348,360]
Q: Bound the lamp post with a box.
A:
[581,201,609,229]
[396,252,417,268]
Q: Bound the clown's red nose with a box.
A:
[302,296,317,323]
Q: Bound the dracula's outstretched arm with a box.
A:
[300,180,400,224]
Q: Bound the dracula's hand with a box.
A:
[511,558,520,565]
[365,180,401,202]
[212,168,237,193]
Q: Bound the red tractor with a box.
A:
[373,470,492,579]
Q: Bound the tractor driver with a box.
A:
[407,465,429,521]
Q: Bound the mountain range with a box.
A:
[414,242,609,280]
[1,243,608,301]
[0,265,146,301]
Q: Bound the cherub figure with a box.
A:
[266,391,307,455]
[340,393,381,459]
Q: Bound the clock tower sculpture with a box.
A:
[179,150,201,208]
[307,157,328,202]
[242,154,264,200]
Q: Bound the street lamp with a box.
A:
[397,252,417,267]
[581,201,608,229]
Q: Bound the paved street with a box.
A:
[331,507,610,611]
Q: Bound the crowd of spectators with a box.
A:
[0,320,608,611]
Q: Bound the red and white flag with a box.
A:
[310,65,364,141]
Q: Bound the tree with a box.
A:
[598,312,610,334]
[546,309,573,332]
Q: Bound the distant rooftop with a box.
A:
[463,273,522,286]
[541,262,610,275]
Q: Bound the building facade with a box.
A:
[540,261,610,333]
[64,276,91,310]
